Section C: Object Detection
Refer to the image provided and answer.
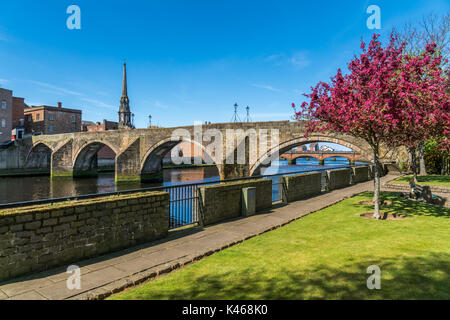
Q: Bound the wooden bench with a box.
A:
[409,180,445,205]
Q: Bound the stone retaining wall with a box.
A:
[327,168,351,190]
[352,166,370,184]
[199,179,272,226]
[0,191,169,282]
[282,172,322,203]
[384,180,450,194]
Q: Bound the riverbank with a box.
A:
[0,163,367,204]
[0,175,391,300]
[0,164,216,178]
[0,168,50,177]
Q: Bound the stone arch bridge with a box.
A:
[17,121,390,184]
[281,151,362,165]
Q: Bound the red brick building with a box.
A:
[81,119,118,132]
[24,102,82,135]
[0,88,27,142]
[0,88,13,142]
[12,97,25,129]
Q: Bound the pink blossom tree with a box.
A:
[294,33,449,219]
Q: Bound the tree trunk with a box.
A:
[418,141,427,176]
[373,150,382,220]
[409,147,418,183]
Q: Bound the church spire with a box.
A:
[118,61,133,129]
[122,61,127,97]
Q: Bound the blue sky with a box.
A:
[0,0,448,129]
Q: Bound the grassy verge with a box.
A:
[110,192,450,300]
[391,175,450,187]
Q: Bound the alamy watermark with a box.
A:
[366,5,381,30]
[66,265,81,290]
[169,122,280,167]
[366,265,381,290]
[66,5,81,30]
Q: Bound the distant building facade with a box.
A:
[82,119,118,132]
[0,88,13,143]
[0,88,27,142]
[12,97,25,140]
[24,102,82,135]
[309,143,319,152]
[320,145,334,152]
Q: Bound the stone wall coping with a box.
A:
[284,172,322,179]
[201,178,269,189]
[327,168,351,172]
[0,191,168,216]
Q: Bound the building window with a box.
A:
[49,114,54,121]
[71,115,76,123]
[36,114,40,121]
[1,100,6,110]
[48,125,54,133]
[1,119,5,128]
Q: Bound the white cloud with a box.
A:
[80,98,116,110]
[251,84,283,93]
[0,79,9,86]
[264,51,311,69]
[31,81,82,96]
[154,100,170,109]
[153,100,181,110]
[289,51,311,69]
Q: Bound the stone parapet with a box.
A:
[0,191,169,282]
[199,179,272,226]
[282,172,322,203]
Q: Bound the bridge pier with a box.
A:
[139,158,164,183]
[288,159,296,165]
[115,139,143,184]
[217,164,249,180]
[51,140,76,178]
[318,159,325,165]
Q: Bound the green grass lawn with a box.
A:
[110,192,450,300]
[392,175,450,187]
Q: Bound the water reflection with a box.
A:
[0,158,365,204]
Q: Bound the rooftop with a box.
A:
[24,104,82,114]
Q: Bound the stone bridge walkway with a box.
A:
[0,175,395,300]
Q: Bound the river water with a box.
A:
[0,158,365,204]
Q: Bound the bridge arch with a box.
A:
[140,137,218,181]
[73,140,118,177]
[250,135,372,176]
[25,142,53,169]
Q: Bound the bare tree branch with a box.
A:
[393,11,450,64]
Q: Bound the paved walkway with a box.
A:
[0,176,394,300]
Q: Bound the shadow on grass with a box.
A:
[417,176,450,184]
[395,175,450,185]
[357,192,449,218]
[121,252,450,300]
